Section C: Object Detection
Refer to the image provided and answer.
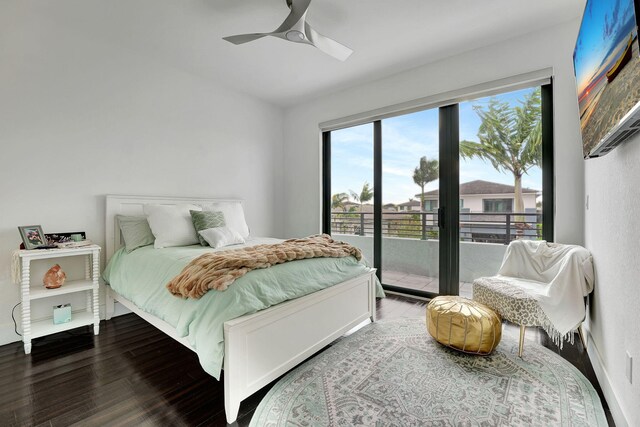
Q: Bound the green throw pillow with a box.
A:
[117,215,155,252]
[190,210,226,246]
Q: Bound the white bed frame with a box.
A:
[104,195,377,424]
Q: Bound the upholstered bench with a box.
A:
[472,276,550,329]
[472,276,586,357]
[426,295,502,355]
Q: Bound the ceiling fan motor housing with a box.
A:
[285,30,306,42]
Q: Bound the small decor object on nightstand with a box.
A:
[18,225,47,250]
[45,232,87,247]
[53,304,72,324]
[43,264,66,289]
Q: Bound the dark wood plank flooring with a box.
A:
[1,294,613,426]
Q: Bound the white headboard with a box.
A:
[105,195,243,262]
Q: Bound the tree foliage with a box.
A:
[349,182,373,212]
[412,156,439,211]
[460,88,541,213]
[331,192,350,211]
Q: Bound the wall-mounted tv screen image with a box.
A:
[574,0,640,157]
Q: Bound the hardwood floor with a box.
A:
[1,294,613,426]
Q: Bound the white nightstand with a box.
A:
[16,245,101,354]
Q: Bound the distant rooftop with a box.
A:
[418,180,539,197]
[397,200,421,207]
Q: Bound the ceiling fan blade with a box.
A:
[223,33,269,45]
[304,22,353,61]
[274,0,313,33]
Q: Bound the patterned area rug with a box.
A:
[250,318,607,426]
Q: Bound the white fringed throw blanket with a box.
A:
[497,240,594,345]
[167,234,362,298]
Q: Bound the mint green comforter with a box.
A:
[102,238,384,380]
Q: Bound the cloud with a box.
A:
[345,156,374,170]
[329,90,542,204]
[332,125,374,145]
[603,0,621,39]
[383,165,413,178]
[521,178,542,191]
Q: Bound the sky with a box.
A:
[574,0,636,99]
[331,87,543,205]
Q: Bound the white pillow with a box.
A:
[144,204,202,248]
[201,202,250,239]
[199,226,246,249]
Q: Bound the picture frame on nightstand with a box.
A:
[18,225,47,250]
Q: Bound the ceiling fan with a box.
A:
[223,0,353,61]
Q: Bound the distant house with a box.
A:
[332,180,540,241]
[397,199,421,212]
[416,179,539,213]
[332,202,399,213]
[331,201,358,212]
[331,202,403,235]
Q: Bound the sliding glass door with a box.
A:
[325,124,375,267]
[323,81,553,299]
[458,87,545,297]
[381,109,441,295]
[324,107,454,298]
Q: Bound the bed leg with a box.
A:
[105,287,115,320]
[224,350,242,425]
[225,394,241,425]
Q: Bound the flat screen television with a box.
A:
[574,0,640,158]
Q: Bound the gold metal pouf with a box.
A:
[426,296,502,355]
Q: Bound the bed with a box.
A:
[103,195,380,424]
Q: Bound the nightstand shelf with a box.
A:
[16,244,101,354]
[28,279,94,300]
[30,311,94,339]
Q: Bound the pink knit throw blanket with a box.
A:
[167,234,362,298]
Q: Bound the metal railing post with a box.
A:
[505,213,511,244]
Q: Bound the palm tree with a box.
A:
[460,88,541,214]
[413,157,439,211]
[349,182,373,212]
[331,192,350,212]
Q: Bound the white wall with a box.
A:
[585,139,640,426]
[281,20,584,246]
[0,7,284,345]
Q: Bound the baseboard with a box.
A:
[0,321,21,346]
[586,329,630,427]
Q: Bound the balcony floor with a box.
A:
[382,270,473,298]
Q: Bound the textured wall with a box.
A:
[585,138,640,426]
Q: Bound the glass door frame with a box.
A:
[322,81,554,299]
[438,104,460,297]
[322,109,456,299]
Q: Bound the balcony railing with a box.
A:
[330,211,542,245]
